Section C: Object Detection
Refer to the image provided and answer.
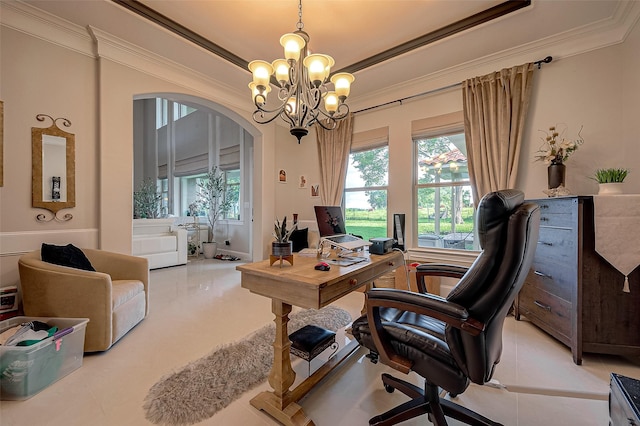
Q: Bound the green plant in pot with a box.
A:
[197,166,233,258]
[133,178,162,219]
[272,216,297,257]
[592,168,629,195]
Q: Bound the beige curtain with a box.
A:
[315,113,354,205]
[462,62,535,206]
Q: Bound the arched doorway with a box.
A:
[133,93,258,260]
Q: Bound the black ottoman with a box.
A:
[289,324,339,376]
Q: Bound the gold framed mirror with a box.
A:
[32,114,75,222]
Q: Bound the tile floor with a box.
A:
[2,258,639,425]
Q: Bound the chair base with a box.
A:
[369,373,502,426]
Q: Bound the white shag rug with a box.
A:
[143,306,352,425]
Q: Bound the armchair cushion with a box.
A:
[41,243,95,272]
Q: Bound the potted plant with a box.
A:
[133,178,162,219]
[272,216,296,257]
[592,168,629,195]
[197,166,233,258]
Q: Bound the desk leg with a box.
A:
[250,299,315,426]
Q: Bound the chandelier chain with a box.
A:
[297,0,304,31]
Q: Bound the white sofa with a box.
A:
[132,218,187,269]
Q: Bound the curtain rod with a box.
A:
[353,56,553,115]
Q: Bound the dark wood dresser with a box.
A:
[610,373,640,425]
[515,196,640,364]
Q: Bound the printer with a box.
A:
[368,237,394,255]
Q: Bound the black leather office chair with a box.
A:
[351,189,540,426]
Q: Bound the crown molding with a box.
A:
[350,0,640,112]
[86,26,247,112]
[0,0,93,56]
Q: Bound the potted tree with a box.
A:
[592,168,629,194]
[133,178,162,219]
[197,166,233,259]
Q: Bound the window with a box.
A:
[223,169,240,220]
[180,173,207,217]
[158,178,169,216]
[414,132,476,250]
[344,145,388,240]
[155,99,196,129]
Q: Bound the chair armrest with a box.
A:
[414,263,468,293]
[365,287,485,374]
[84,249,148,286]
[19,260,112,320]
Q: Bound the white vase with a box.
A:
[202,242,217,259]
[598,183,624,195]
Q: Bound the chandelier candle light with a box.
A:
[248,0,354,143]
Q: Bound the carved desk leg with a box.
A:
[249,299,315,426]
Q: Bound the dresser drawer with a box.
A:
[525,265,573,301]
[535,197,577,215]
[535,227,577,265]
[518,284,571,339]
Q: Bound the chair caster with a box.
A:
[384,384,395,393]
[366,351,379,364]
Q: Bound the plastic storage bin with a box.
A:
[0,316,89,400]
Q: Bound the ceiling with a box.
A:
[22,0,636,110]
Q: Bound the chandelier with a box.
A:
[248,0,355,143]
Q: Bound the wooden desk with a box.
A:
[237,251,403,426]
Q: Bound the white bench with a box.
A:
[132,218,187,269]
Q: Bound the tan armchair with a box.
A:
[18,248,149,352]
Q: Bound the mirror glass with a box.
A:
[32,116,75,221]
[41,134,67,202]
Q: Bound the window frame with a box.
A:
[343,141,389,241]
[412,127,479,254]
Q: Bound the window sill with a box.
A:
[405,247,480,268]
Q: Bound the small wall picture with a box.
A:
[311,184,320,197]
[278,169,287,183]
[299,175,308,189]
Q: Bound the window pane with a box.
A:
[344,191,387,241]
[346,146,389,188]
[344,145,389,240]
[416,135,469,184]
[158,178,168,217]
[180,174,207,217]
[224,169,241,220]
[416,185,474,249]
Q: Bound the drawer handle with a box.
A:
[534,300,552,311]
[540,217,549,222]
[540,205,549,209]
[538,241,553,246]
[534,270,552,279]
[349,279,358,286]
